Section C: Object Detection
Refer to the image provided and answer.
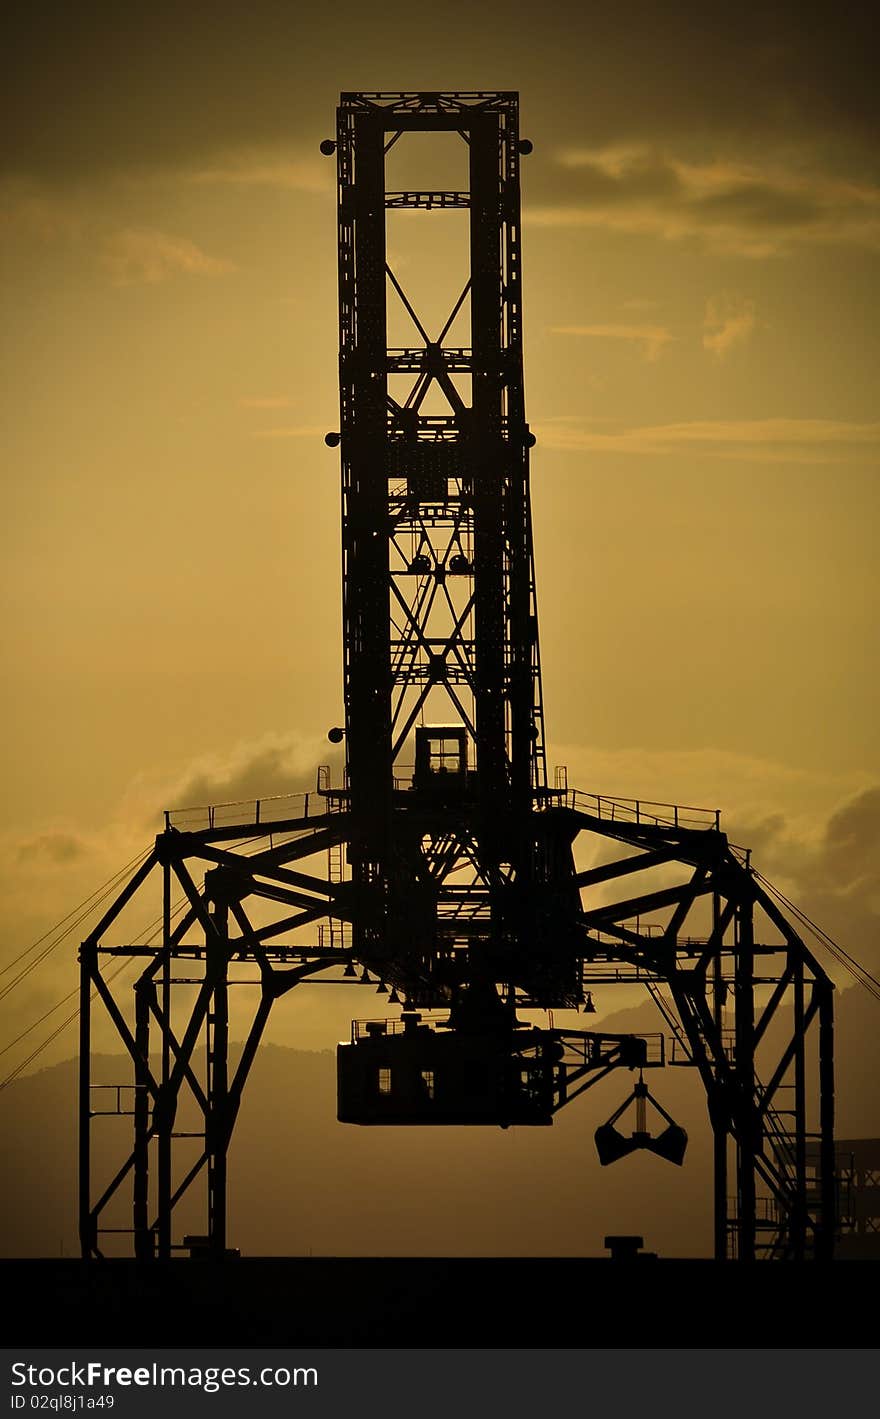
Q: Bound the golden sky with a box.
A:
[2,0,879,1068]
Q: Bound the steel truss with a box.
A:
[79,92,834,1262]
[80,789,834,1259]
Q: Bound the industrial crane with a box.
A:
[79,92,835,1264]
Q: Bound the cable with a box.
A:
[0,846,151,979]
[754,868,880,1003]
[0,985,79,1062]
[0,893,193,1089]
[759,872,880,995]
[0,824,313,1086]
[0,847,153,1004]
[0,955,134,1091]
[0,894,193,1064]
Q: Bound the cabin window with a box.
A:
[428,738,462,775]
[414,726,468,792]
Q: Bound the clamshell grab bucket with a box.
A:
[594,1078,687,1166]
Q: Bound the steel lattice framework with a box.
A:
[79,92,835,1264]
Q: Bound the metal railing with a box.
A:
[352,1015,444,1042]
[165,785,349,833]
[317,922,353,950]
[536,788,721,832]
[165,780,719,835]
[667,1026,737,1066]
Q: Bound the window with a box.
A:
[377,1067,392,1095]
[420,1070,435,1100]
[414,726,468,789]
[429,738,462,774]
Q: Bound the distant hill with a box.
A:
[1,988,878,1259]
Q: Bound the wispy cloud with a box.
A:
[703,294,757,357]
[15,832,88,866]
[252,424,324,439]
[537,416,880,463]
[102,227,235,285]
[240,395,296,410]
[0,186,83,242]
[162,732,340,814]
[190,150,331,194]
[551,322,674,361]
[2,182,239,288]
[527,146,880,257]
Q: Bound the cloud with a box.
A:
[815,788,880,893]
[551,739,880,983]
[703,294,757,357]
[191,151,331,193]
[536,416,880,463]
[0,728,348,1075]
[15,832,89,866]
[527,147,880,256]
[118,730,345,830]
[101,227,235,285]
[168,737,335,811]
[551,741,867,842]
[0,186,83,243]
[748,786,880,986]
[551,323,673,361]
[1,183,238,288]
[4,0,878,186]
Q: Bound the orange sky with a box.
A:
[2,0,879,1072]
